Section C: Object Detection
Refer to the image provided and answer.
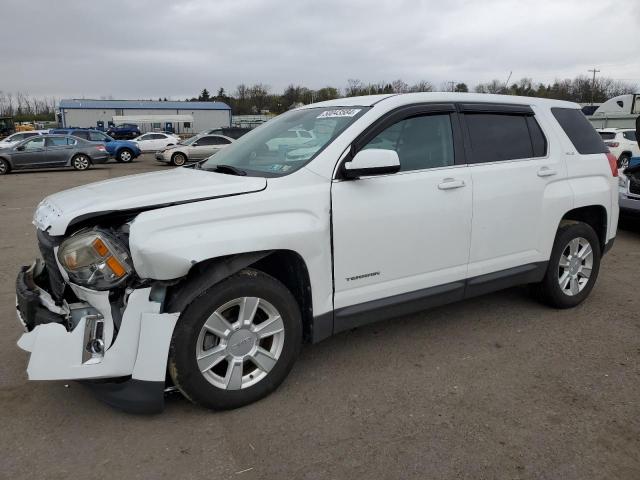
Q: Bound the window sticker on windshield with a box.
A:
[316,109,362,119]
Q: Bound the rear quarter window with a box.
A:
[551,108,607,154]
[598,132,616,140]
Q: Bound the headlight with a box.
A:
[57,229,133,290]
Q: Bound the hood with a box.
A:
[34,167,267,235]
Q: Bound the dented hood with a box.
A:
[34,167,267,235]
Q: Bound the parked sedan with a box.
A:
[155,134,234,166]
[132,132,181,152]
[0,135,109,175]
[0,130,49,149]
[51,128,142,163]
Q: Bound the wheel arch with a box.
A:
[560,205,607,251]
[163,249,316,342]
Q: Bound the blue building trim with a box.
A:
[59,99,231,111]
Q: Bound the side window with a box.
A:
[23,137,45,150]
[363,114,455,172]
[149,134,165,140]
[527,117,548,157]
[210,136,231,145]
[623,131,637,142]
[89,131,107,141]
[23,132,39,139]
[196,136,215,146]
[46,137,69,147]
[551,108,607,154]
[72,131,90,140]
[465,114,538,163]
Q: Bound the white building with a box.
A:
[58,99,232,134]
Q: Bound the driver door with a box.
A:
[12,136,46,168]
[331,107,472,330]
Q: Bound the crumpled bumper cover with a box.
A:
[15,261,180,413]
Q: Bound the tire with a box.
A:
[618,153,631,169]
[0,158,10,175]
[171,152,187,166]
[168,269,302,410]
[116,149,134,163]
[71,154,91,171]
[533,222,601,308]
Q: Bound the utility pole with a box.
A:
[448,81,455,92]
[588,67,600,105]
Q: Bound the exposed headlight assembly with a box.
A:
[57,229,133,290]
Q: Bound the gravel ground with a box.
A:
[1,155,639,480]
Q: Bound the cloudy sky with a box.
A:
[1,0,639,99]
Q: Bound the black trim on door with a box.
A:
[312,261,548,341]
[457,103,534,115]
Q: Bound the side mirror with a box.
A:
[16,145,25,151]
[342,149,400,179]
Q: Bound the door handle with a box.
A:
[537,167,557,177]
[438,178,466,190]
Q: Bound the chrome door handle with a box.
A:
[438,178,466,190]
[537,167,557,177]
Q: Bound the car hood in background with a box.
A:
[34,167,267,235]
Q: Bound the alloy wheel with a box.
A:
[73,155,90,170]
[557,237,593,296]
[196,297,285,390]
[119,150,132,162]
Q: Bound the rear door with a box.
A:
[45,137,75,166]
[460,104,569,278]
[191,135,220,158]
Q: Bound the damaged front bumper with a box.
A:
[15,260,179,413]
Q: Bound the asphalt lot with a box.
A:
[1,154,639,479]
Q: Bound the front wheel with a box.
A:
[72,154,91,171]
[168,269,302,410]
[533,222,601,308]
[171,152,187,166]
[116,149,133,163]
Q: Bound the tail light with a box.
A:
[605,141,620,148]
[606,152,618,177]
[95,145,106,152]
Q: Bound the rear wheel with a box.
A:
[168,269,302,410]
[171,152,187,166]
[116,148,133,163]
[72,154,91,171]
[618,153,630,169]
[0,158,10,175]
[533,222,601,308]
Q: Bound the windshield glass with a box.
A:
[201,106,368,176]
[180,135,199,146]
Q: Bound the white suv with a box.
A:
[597,128,639,169]
[15,93,619,413]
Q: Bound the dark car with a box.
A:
[201,127,252,139]
[106,123,141,140]
[51,128,142,163]
[0,134,109,175]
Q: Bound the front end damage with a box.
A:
[15,231,179,414]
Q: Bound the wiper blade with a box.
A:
[212,164,247,176]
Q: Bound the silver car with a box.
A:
[155,134,234,166]
[0,135,109,175]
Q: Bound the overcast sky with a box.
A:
[1,0,639,99]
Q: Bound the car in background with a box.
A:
[132,132,181,152]
[199,127,253,139]
[597,128,639,169]
[0,130,49,149]
[619,157,640,217]
[265,128,315,151]
[0,134,109,175]
[155,134,234,166]
[50,128,142,163]
[106,123,141,140]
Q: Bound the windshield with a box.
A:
[180,135,199,146]
[201,106,368,176]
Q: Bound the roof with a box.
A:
[304,92,579,109]
[59,99,231,111]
